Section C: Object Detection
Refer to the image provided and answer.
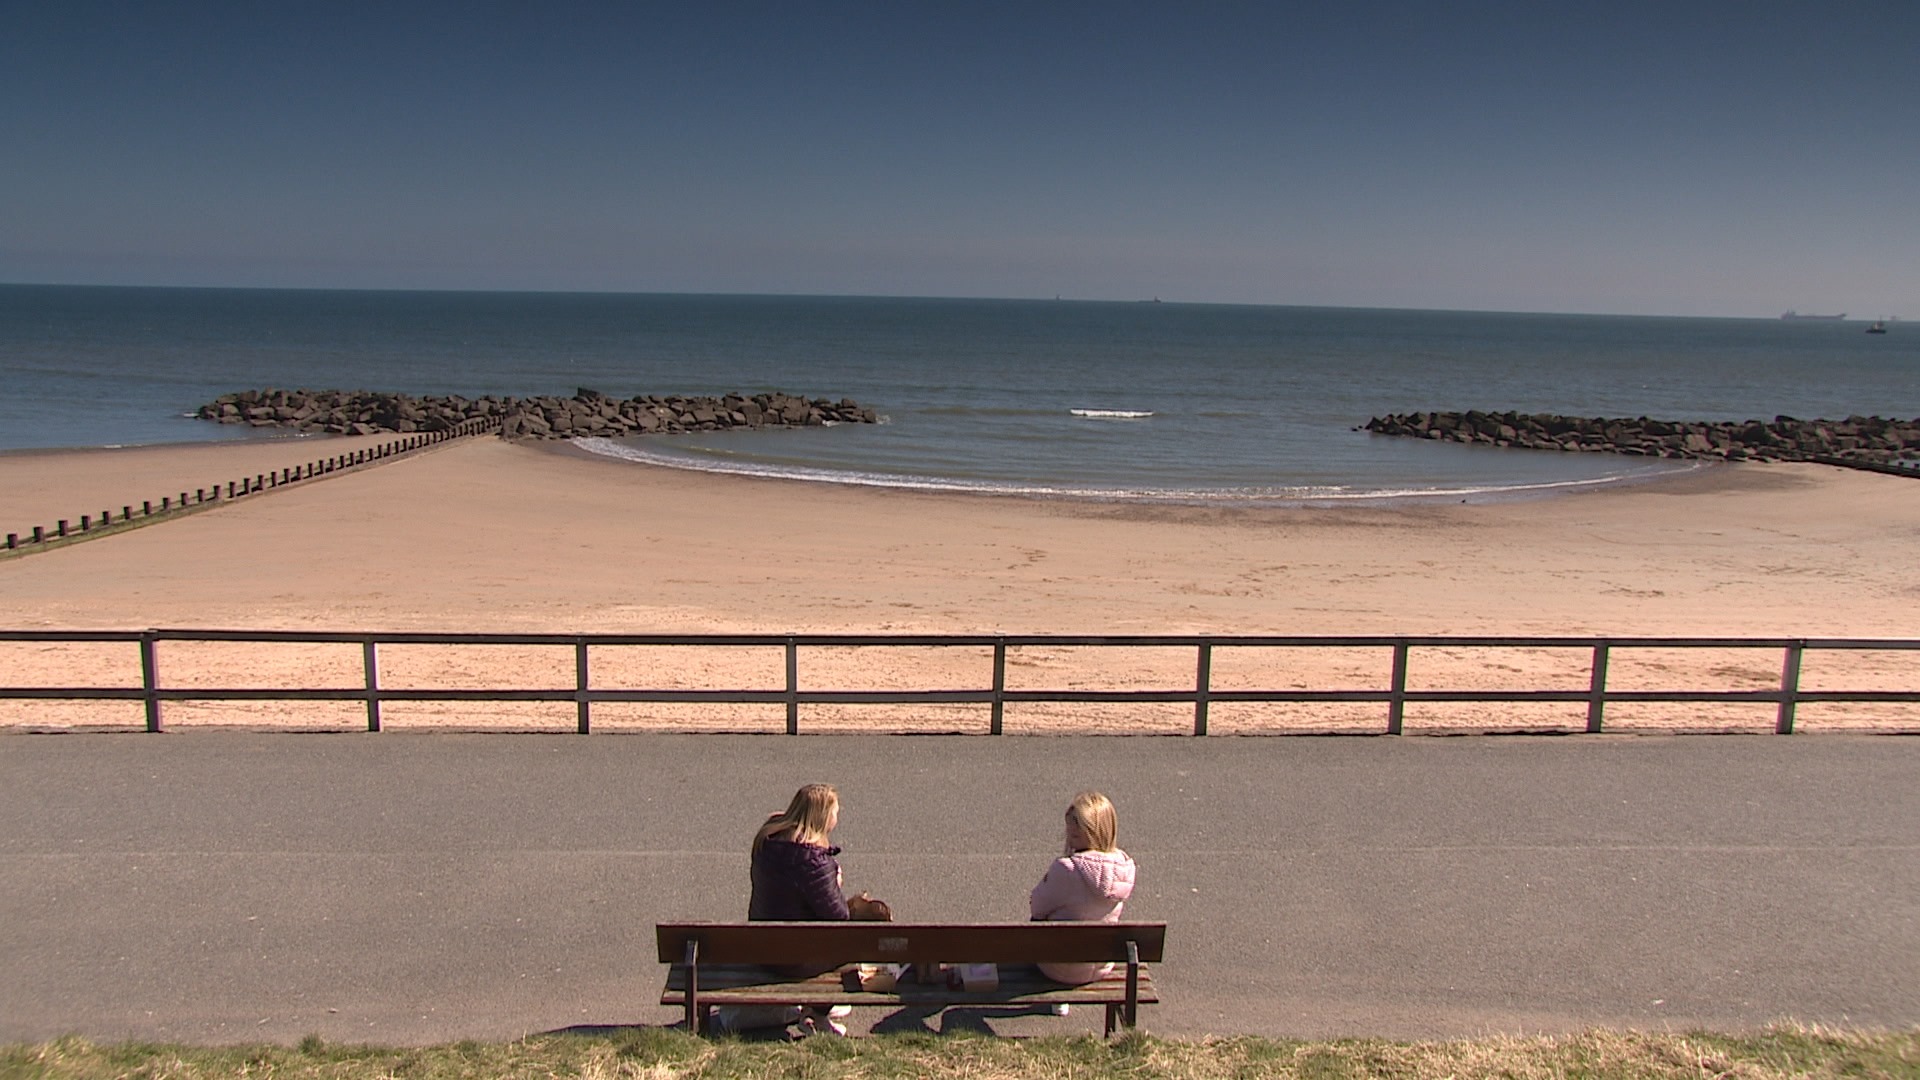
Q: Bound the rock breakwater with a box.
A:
[1362,411,1920,464]
[197,388,879,439]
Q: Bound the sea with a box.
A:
[3,284,1916,505]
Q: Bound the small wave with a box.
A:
[1070,408,1154,419]
[570,437,1700,506]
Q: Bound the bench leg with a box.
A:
[1123,940,1140,1031]
[683,940,701,1035]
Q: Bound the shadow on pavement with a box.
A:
[544,1003,1064,1041]
[871,1003,1061,1036]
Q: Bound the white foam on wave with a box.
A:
[1070,408,1154,419]
[571,437,1704,506]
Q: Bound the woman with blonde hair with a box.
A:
[1029,791,1137,990]
[748,783,850,922]
[713,783,853,1036]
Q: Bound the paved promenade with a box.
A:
[3,732,1916,1044]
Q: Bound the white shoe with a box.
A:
[1050,1003,1070,1016]
[802,1015,849,1037]
[801,1005,851,1036]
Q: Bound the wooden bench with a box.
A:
[658,921,1166,1037]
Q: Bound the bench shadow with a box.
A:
[540,1021,803,1042]
[545,1004,1065,1041]
[542,1023,673,1037]
[870,1003,1061,1036]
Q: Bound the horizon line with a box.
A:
[0,279,1834,322]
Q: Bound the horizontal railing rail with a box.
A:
[2,630,1916,735]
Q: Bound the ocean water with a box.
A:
[3,285,1916,504]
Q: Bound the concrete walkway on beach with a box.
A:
[3,732,1916,1044]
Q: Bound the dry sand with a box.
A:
[3,436,1917,734]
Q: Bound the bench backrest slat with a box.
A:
[656,921,1165,966]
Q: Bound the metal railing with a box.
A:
[2,630,1916,735]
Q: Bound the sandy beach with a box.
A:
[4,436,1917,734]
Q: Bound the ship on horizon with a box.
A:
[1781,310,1847,320]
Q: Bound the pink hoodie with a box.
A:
[1028,848,1137,983]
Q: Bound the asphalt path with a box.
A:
[3,732,1916,1044]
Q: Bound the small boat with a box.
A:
[1866,320,1888,334]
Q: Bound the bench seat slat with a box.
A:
[656,921,1165,965]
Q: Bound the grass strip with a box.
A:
[3,1026,1916,1080]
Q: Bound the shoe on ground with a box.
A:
[801,1015,849,1037]
[1049,1003,1070,1016]
[800,1005,852,1036]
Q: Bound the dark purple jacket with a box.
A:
[748,839,849,922]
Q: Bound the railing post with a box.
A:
[1776,641,1805,734]
[785,636,799,735]
[363,638,381,732]
[575,638,591,734]
[990,637,1006,735]
[1387,641,1409,735]
[1586,643,1610,733]
[1193,639,1212,735]
[140,632,161,732]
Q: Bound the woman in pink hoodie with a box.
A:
[1028,790,1137,985]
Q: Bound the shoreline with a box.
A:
[3,424,1712,514]
[558,433,1714,509]
[549,433,1792,522]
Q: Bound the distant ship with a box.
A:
[1781,310,1847,320]
[1866,320,1888,334]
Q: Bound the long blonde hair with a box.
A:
[754,783,839,854]
[1067,790,1118,853]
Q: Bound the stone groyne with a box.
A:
[1361,411,1920,464]
[197,388,879,439]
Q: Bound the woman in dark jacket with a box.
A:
[749,783,849,921]
[714,783,852,1036]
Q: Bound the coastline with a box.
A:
[3,437,1916,732]
[564,433,1710,509]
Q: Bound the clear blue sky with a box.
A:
[2,1,1913,316]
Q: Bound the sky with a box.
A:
[1,1,1914,316]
